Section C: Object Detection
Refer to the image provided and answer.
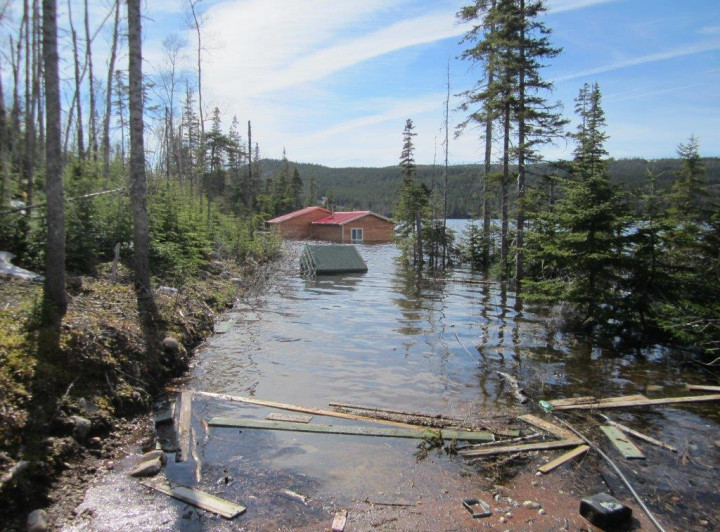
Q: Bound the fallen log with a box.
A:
[537,445,589,474]
[459,438,582,457]
[141,480,246,519]
[170,388,450,431]
[551,394,720,411]
[685,384,720,393]
[209,417,494,442]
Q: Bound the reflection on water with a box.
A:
[186,238,719,528]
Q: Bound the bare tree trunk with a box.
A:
[441,60,449,269]
[501,101,510,274]
[43,0,67,317]
[10,20,24,171]
[515,0,526,292]
[23,0,37,214]
[189,0,205,193]
[0,54,10,207]
[33,0,44,161]
[68,0,85,158]
[102,0,120,182]
[247,119,252,210]
[482,0,496,269]
[127,0,152,299]
[84,0,97,160]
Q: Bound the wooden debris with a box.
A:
[462,432,541,450]
[552,394,720,411]
[209,417,494,441]
[459,438,582,457]
[537,445,590,474]
[142,480,246,519]
[518,414,580,441]
[266,413,313,423]
[685,384,720,393]
[600,416,678,452]
[548,394,647,407]
[497,371,530,404]
[170,388,453,431]
[153,403,175,425]
[176,391,193,462]
[280,488,310,505]
[332,509,348,531]
[329,402,460,422]
[599,425,645,459]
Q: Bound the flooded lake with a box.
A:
[69,231,719,531]
[160,236,719,530]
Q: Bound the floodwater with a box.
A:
[70,230,720,531]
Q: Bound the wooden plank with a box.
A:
[209,417,494,442]
[518,414,577,440]
[537,445,590,474]
[170,388,449,431]
[332,509,348,532]
[142,481,246,519]
[686,384,720,392]
[329,401,460,421]
[599,425,645,459]
[176,392,193,462]
[552,394,720,411]
[459,438,582,457]
[266,413,313,423]
[603,419,678,452]
[548,394,647,407]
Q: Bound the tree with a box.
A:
[102,0,121,181]
[127,0,152,299]
[42,0,66,317]
[396,119,429,266]
[290,168,303,210]
[526,83,624,332]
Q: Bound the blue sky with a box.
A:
[9,0,719,167]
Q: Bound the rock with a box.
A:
[162,336,180,352]
[699,519,709,527]
[714,440,720,449]
[538,509,546,515]
[523,501,542,510]
[129,457,163,478]
[230,278,243,286]
[499,516,506,524]
[140,450,167,465]
[70,416,92,443]
[157,286,178,295]
[27,509,49,532]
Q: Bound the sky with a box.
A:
[7,0,720,167]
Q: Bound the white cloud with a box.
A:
[547,0,619,14]
[555,39,720,82]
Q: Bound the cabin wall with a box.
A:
[310,224,343,242]
[347,216,394,243]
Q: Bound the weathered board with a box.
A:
[459,439,582,457]
[266,413,313,423]
[686,384,720,393]
[142,481,246,519]
[518,414,579,441]
[600,425,645,459]
[537,445,589,474]
[548,394,647,407]
[209,417,494,442]
[176,392,193,463]
[603,419,677,452]
[552,394,720,411]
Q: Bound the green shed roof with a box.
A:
[302,244,368,274]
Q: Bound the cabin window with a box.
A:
[351,228,364,243]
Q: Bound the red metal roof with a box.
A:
[267,206,330,224]
[311,211,373,225]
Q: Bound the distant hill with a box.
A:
[258,157,720,218]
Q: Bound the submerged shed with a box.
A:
[301,244,368,275]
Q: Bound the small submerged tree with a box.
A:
[395,119,430,266]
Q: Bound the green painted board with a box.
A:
[142,481,246,519]
[600,425,645,459]
[209,417,494,442]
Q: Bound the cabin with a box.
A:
[267,207,394,244]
